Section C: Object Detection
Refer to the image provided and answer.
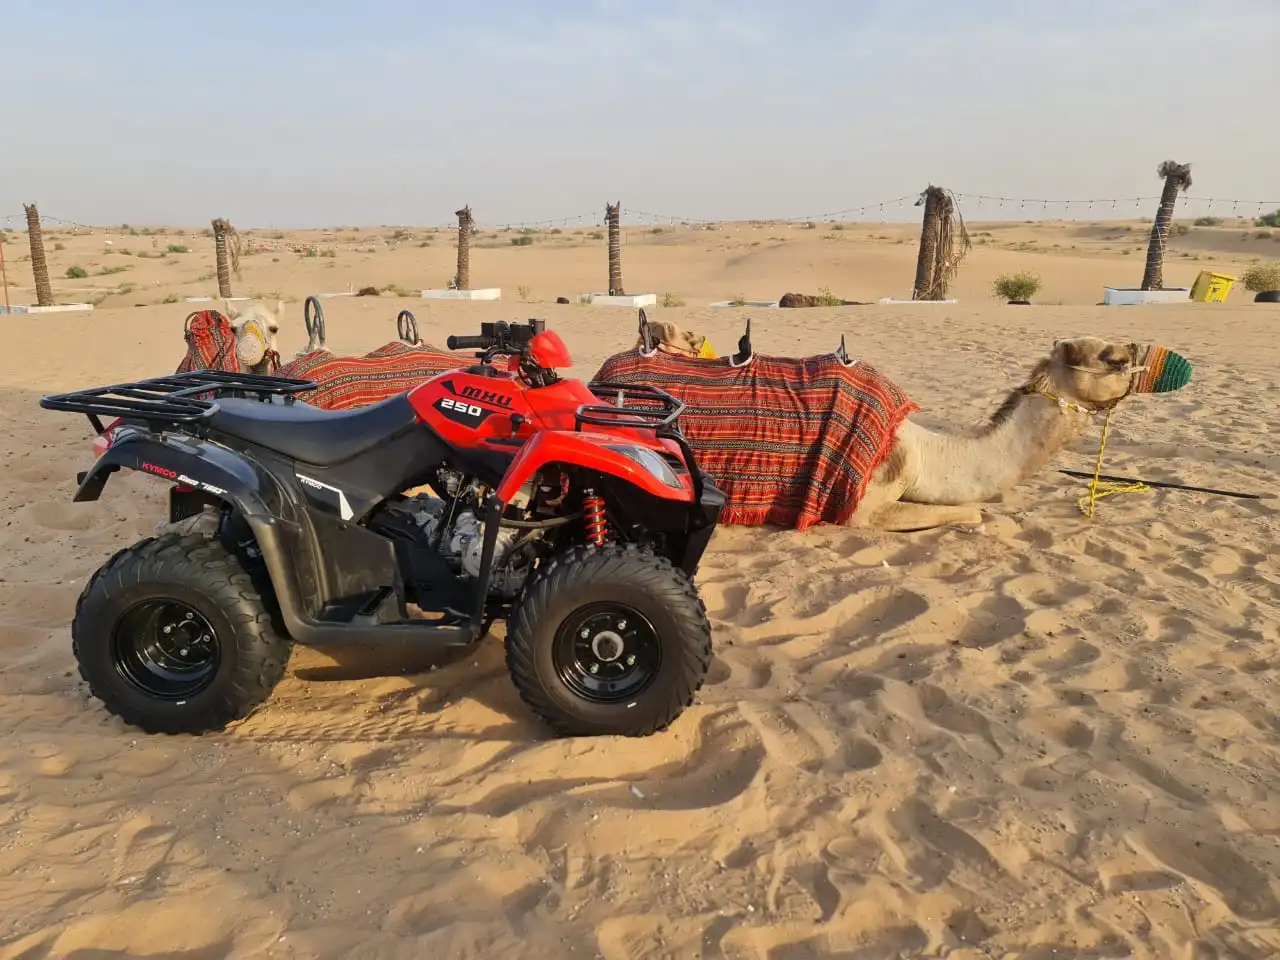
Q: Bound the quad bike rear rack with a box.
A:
[39,370,318,435]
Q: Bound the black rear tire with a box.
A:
[505,544,713,737]
[71,533,292,735]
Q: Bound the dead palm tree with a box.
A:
[211,218,241,298]
[1141,161,1192,291]
[24,203,54,307]
[455,206,473,290]
[911,185,970,300]
[606,202,624,295]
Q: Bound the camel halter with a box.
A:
[1036,361,1151,518]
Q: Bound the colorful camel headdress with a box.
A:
[1132,344,1192,394]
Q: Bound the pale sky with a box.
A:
[3,0,1276,228]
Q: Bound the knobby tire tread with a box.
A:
[506,543,712,737]
[71,533,292,735]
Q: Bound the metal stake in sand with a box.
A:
[24,202,54,307]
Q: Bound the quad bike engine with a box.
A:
[386,469,542,598]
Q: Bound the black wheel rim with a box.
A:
[553,602,661,703]
[112,599,221,699]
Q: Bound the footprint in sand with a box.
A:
[703,648,772,690]
[877,797,1008,889]
[738,585,930,646]
[110,813,180,886]
[697,580,748,620]
[1130,825,1280,922]
[954,593,1029,649]
[23,500,95,532]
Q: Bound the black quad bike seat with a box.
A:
[207,393,418,466]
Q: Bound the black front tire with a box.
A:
[72,533,292,735]
[505,544,713,737]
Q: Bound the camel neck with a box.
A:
[903,390,1095,505]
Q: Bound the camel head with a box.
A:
[1040,336,1142,410]
[224,298,283,372]
[636,310,715,359]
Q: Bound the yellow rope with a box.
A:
[1078,407,1149,518]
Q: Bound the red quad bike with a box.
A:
[39,319,726,737]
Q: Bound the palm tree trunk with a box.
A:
[912,187,941,300]
[212,218,237,298]
[455,206,473,290]
[24,203,54,307]
[606,202,624,295]
[1141,161,1192,291]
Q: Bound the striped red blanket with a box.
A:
[280,345,469,410]
[592,349,918,530]
[176,310,243,374]
[174,310,469,410]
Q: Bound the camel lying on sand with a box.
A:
[594,313,1174,532]
[218,297,469,408]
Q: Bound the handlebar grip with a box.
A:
[447,335,491,350]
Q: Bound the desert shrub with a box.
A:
[1172,222,1191,236]
[1194,216,1223,227]
[659,291,685,307]
[65,265,88,279]
[992,271,1041,301]
[166,244,189,254]
[510,235,534,246]
[517,284,532,300]
[1242,262,1280,292]
[816,287,843,307]
[1255,209,1280,228]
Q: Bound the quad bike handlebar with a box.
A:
[446,318,546,357]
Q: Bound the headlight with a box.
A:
[605,444,683,488]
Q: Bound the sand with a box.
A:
[1,220,1278,959]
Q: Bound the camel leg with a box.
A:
[866,501,983,532]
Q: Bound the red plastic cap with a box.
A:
[529,330,573,368]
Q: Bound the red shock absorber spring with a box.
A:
[582,491,608,546]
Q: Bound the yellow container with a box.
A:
[1190,270,1236,302]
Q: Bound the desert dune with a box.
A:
[1,219,1278,958]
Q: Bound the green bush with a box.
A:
[1193,216,1222,227]
[1255,209,1280,228]
[1242,262,1280,292]
[510,235,534,246]
[992,271,1040,301]
[65,265,88,279]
